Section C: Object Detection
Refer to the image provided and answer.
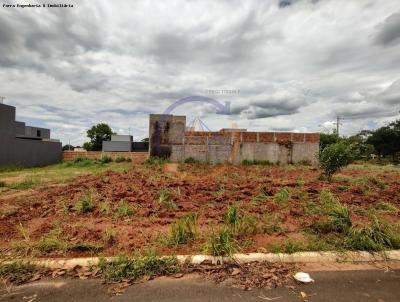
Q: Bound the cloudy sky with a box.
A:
[1,0,400,145]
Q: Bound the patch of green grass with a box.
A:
[274,188,290,204]
[0,261,38,284]
[76,190,96,213]
[8,177,38,190]
[223,203,257,237]
[251,193,269,206]
[213,186,226,197]
[99,156,113,164]
[296,176,305,187]
[367,176,387,189]
[203,226,239,257]
[284,238,305,254]
[102,228,117,245]
[319,189,338,210]
[373,202,398,213]
[303,201,324,216]
[346,217,400,251]
[166,213,198,246]
[262,213,283,234]
[242,159,273,166]
[36,236,67,253]
[68,242,103,252]
[184,157,201,164]
[99,200,111,215]
[145,157,170,164]
[116,200,134,218]
[115,156,127,163]
[306,234,335,251]
[158,187,172,203]
[98,250,180,282]
[0,180,6,187]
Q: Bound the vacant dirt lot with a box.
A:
[0,162,399,258]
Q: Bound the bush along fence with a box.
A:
[62,151,148,163]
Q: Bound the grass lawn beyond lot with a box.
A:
[0,161,399,259]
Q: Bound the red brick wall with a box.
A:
[62,151,148,163]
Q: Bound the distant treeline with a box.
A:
[320,119,400,163]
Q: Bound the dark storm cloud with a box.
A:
[147,9,280,67]
[0,1,105,92]
[374,12,400,46]
[229,90,310,119]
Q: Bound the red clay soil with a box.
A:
[0,164,399,257]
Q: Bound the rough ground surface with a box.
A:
[0,163,399,257]
[1,269,399,302]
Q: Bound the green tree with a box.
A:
[367,120,400,161]
[319,133,340,152]
[84,123,114,151]
[62,144,74,151]
[320,141,354,181]
[347,130,374,160]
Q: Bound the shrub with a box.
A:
[0,181,6,187]
[115,156,127,163]
[99,156,113,164]
[167,213,198,246]
[319,142,353,181]
[98,251,180,282]
[184,157,200,164]
[203,227,238,256]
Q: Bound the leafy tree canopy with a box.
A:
[84,123,114,151]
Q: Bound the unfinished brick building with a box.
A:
[149,114,320,165]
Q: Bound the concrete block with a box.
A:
[184,145,207,162]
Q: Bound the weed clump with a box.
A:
[167,213,198,246]
[76,190,96,213]
[116,199,134,218]
[99,156,113,164]
[145,157,170,164]
[115,156,127,163]
[184,157,200,164]
[242,159,273,166]
[203,227,239,257]
[346,217,400,251]
[223,204,257,237]
[274,188,290,204]
[98,251,180,282]
[0,261,38,284]
[8,177,37,190]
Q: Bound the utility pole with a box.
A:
[335,116,342,136]
[0,96,5,104]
